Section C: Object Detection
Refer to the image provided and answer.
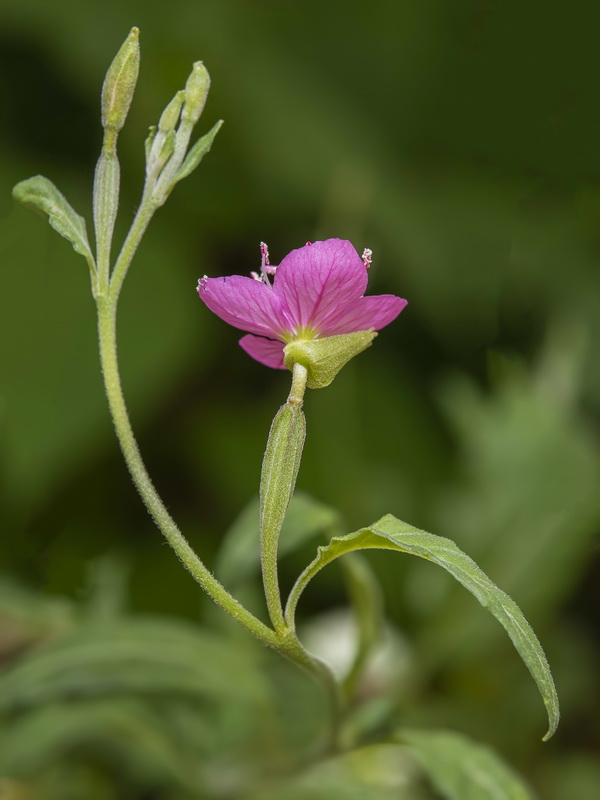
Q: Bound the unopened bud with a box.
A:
[101,27,140,132]
[144,125,157,161]
[182,61,210,125]
[158,90,185,133]
[155,129,176,172]
[283,330,377,389]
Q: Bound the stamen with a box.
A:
[198,275,208,290]
[260,241,270,267]
[250,271,262,282]
[257,241,278,285]
[362,248,373,269]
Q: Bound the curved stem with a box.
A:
[96,294,279,648]
[97,202,341,746]
[96,290,344,743]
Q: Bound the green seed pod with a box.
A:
[283,330,377,389]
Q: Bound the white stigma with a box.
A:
[362,248,373,269]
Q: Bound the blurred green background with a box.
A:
[1,1,599,798]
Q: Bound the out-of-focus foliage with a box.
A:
[1,0,599,797]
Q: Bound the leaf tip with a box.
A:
[542,706,560,742]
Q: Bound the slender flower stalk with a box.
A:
[96,293,279,648]
[97,244,340,729]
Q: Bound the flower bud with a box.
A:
[155,129,176,173]
[158,90,185,133]
[283,330,377,389]
[181,61,210,125]
[101,27,140,133]
[144,125,157,161]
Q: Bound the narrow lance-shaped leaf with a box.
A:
[400,728,535,800]
[174,119,223,183]
[0,619,268,712]
[286,514,559,741]
[13,176,96,274]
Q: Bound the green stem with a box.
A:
[288,361,308,406]
[96,294,279,648]
[97,197,341,746]
[108,190,156,302]
[279,630,344,753]
[95,288,343,741]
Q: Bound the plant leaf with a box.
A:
[0,618,268,712]
[400,728,535,800]
[12,175,95,272]
[286,514,559,741]
[0,699,197,789]
[246,743,429,800]
[174,119,223,183]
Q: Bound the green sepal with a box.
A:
[173,119,224,183]
[283,329,376,389]
[286,513,560,741]
[13,175,95,273]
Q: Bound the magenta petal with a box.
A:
[239,334,286,369]
[198,275,291,338]
[319,294,408,336]
[273,239,368,334]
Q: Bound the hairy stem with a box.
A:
[108,190,156,302]
[97,195,340,746]
[96,290,342,744]
[96,294,279,647]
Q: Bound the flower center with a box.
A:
[281,326,318,344]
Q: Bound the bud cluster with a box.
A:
[145,61,221,206]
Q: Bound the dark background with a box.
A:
[1,1,599,797]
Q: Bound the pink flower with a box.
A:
[197,238,407,369]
